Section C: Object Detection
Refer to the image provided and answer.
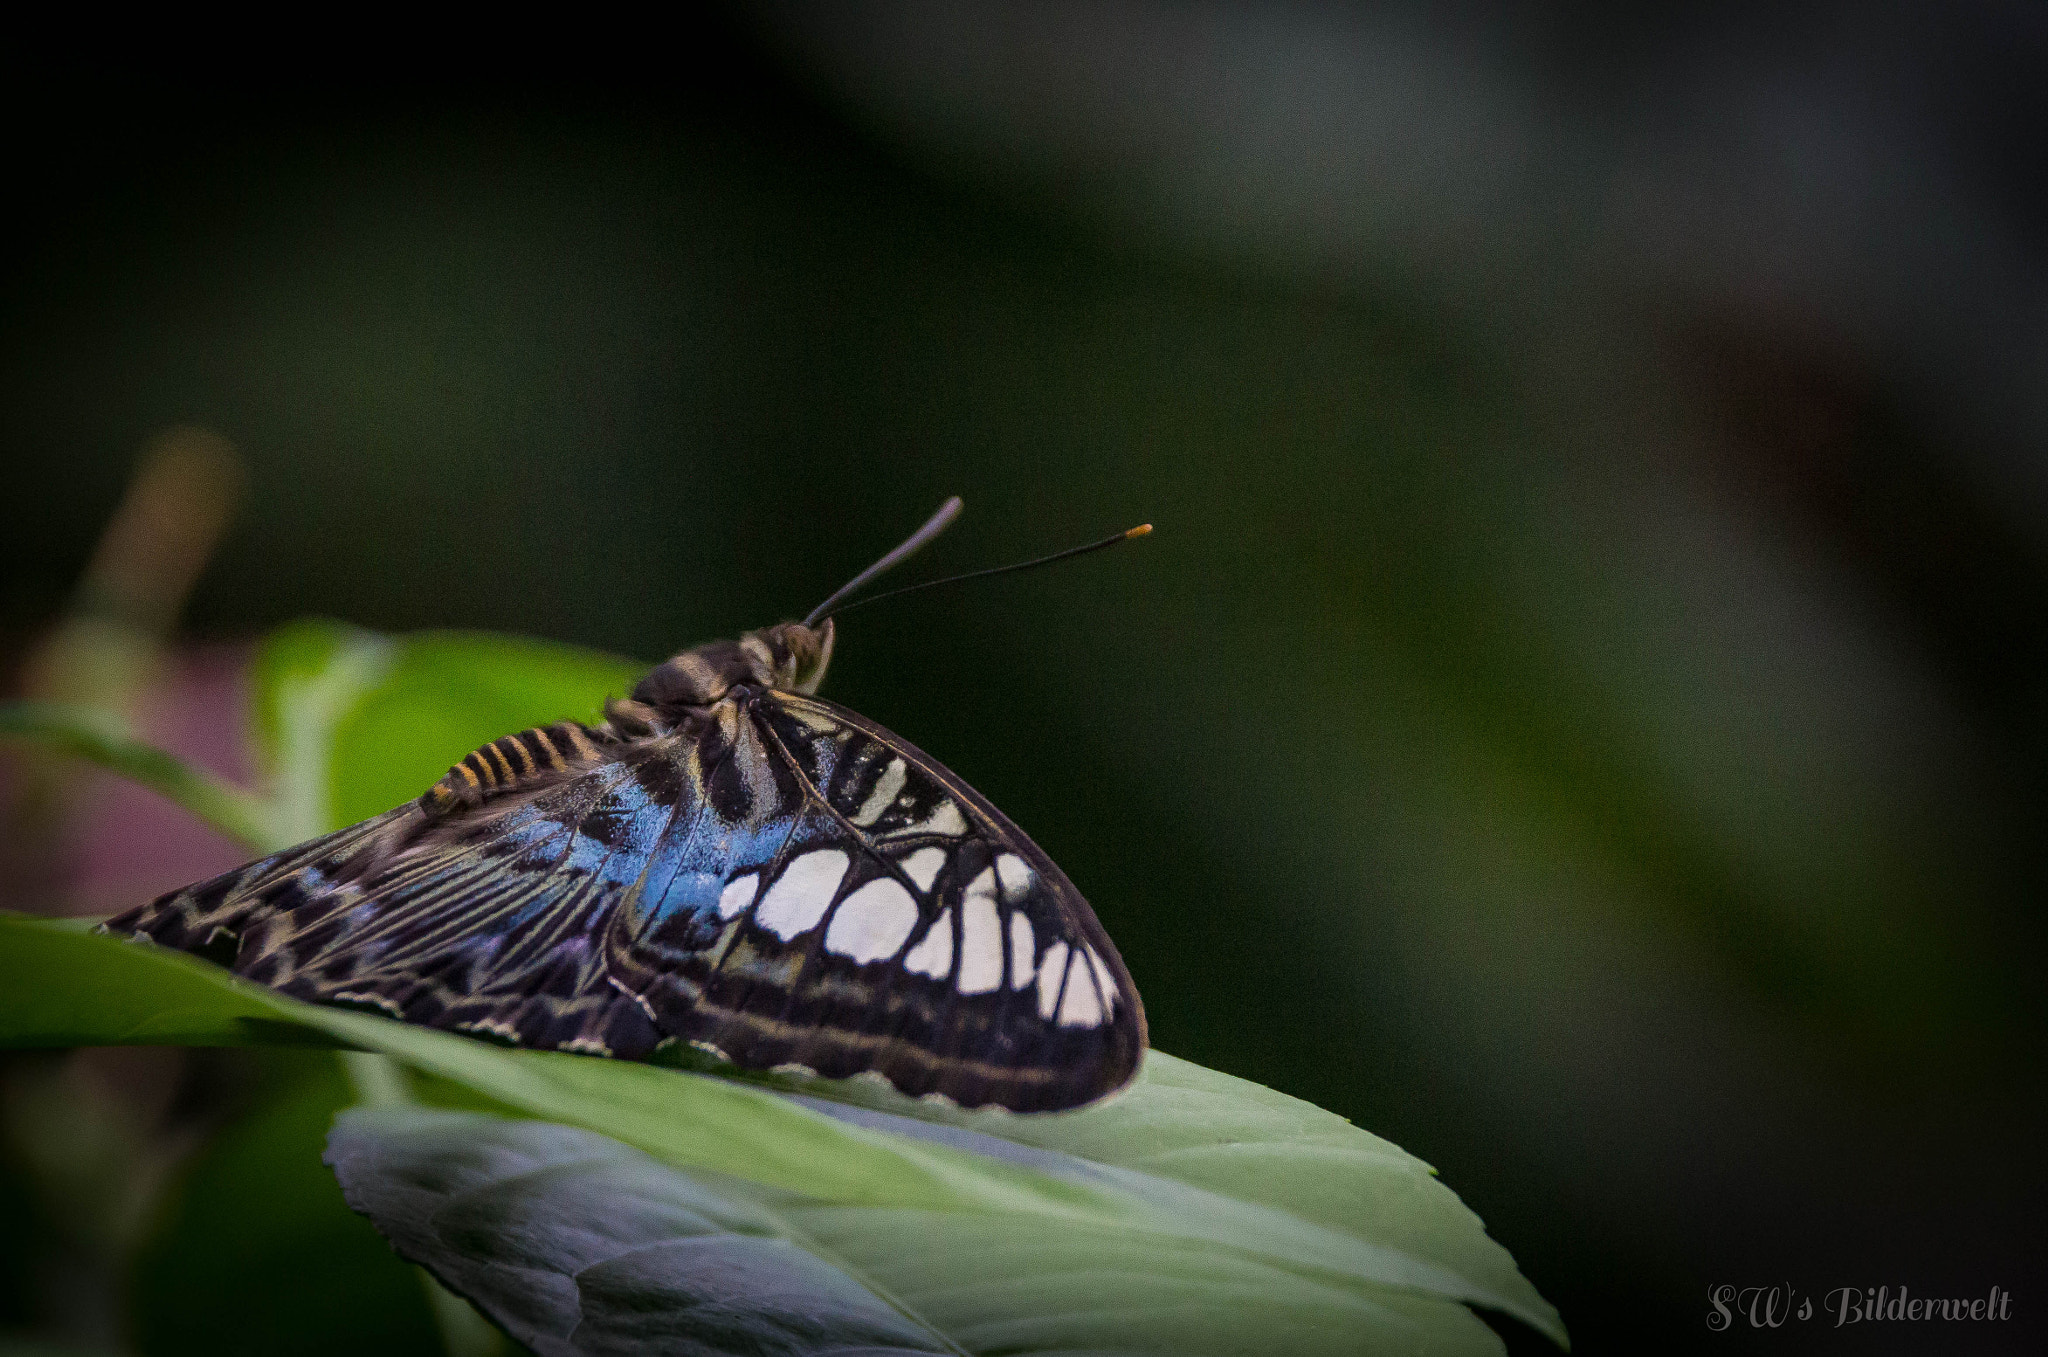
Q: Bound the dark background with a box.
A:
[4,4,2045,1352]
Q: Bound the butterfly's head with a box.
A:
[746,618,835,695]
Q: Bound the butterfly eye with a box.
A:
[745,620,835,695]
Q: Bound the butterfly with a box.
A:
[104,499,1149,1112]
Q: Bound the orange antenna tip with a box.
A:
[811,511,1154,624]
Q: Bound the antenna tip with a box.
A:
[1126,523,1153,538]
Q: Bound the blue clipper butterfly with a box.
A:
[104,499,1148,1112]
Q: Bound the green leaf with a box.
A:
[0,916,1563,1350]
[252,620,642,833]
[326,1109,953,1357]
[0,702,281,851]
[0,621,645,854]
[331,1107,1506,1357]
[249,619,401,844]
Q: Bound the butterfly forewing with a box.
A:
[610,688,1144,1111]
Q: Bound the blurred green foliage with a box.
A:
[127,1052,439,1357]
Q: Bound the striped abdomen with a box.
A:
[419,721,611,818]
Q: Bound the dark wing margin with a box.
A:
[607,687,1147,1112]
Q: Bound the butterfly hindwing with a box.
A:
[109,742,673,1057]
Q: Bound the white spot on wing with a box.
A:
[1083,943,1120,1015]
[957,868,1003,994]
[717,874,759,921]
[899,846,946,893]
[824,878,919,963]
[995,853,1035,902]
[1056,952,1105,1027]
[1035,941,1069,1019]
[850,757,907,827]
[755,850,849,939]
[903,907,953,978]
[1008,911,1035,988]
[898,799,967,839]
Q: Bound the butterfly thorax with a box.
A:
[629,618,835,713]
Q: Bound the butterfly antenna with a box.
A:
[804,497,965,627]
[808,519,1152,625]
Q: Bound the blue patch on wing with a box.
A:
[633,808,802,928]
